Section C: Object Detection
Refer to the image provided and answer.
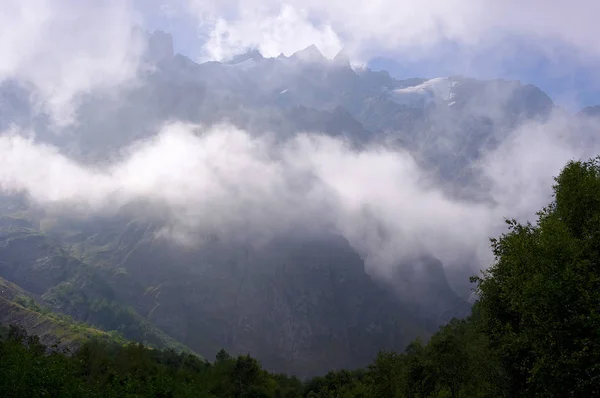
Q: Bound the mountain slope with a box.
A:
[38,213,438,376]
[0,276,121,351]
[0,209,197,356]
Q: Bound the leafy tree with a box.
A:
[427,319,469,398]
[366,350,403,398]
[474,158,600,397]
[217,348,232,362]
[232,354,265,396]
[404,338,436,398]
[0,324,304,398]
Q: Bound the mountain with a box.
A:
[0,31,579,376]
[146,30,175,64]
[0,273,128,353]
[0,205,197,356]
[579,105,600,118]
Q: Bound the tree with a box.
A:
[404,338,436,398]
[427,319,469,398]
[232,354,268,397]
[216,348,232,362]
[366,350,403,398]
[474,158,600,397]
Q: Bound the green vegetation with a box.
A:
[0,325,304,398]
[0,277,122,349]
[2,157,600,397]
[0,213,196,356]
[474,156,600,396]
[42,279,195,356]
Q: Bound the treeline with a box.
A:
[0,324,304,397]
[2,157,600,397]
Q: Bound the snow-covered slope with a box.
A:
[388,77,459,107]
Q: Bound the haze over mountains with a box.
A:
[1,28,600,377]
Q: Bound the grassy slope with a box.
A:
[0,276,121,350]
[0,211,200,357]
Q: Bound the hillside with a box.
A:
[0,276,120,351]
[0,205,432,376]
[0,210,197,356]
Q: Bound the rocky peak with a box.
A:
[332,48,351,68]
[227,48,265,64]
[146,30,174,63]
[290,44,326,63]
[578,105,600,118]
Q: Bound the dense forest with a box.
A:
[2,157,600,397]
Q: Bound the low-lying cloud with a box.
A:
[2,115,597,279]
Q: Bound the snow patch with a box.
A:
[223,58,257,72]
[389,77,458,107]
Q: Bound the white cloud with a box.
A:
[181,0,338,61]
[3,117,596,279]
[180,0,600,63]
[0,0,145,125]
[481,112,600,220]
[190,2,342,60]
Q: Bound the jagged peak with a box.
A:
[290,44,326,63]
[226,48,265,64]
[332,48,351,68]
[146,30,174,62]
[579,105,600,118]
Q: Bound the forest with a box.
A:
[2,157,600,397]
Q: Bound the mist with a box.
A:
[1,1,600,285]
[0,0,145,125]
[2,108,598,281]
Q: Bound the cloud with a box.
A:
[481,111,600,218]
[0,0,145,125]
[201,4,342,61]
[3,115,597,280]
[179,0,600,64]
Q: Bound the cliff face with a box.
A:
[41,215,438,376]
[0,207,444,376]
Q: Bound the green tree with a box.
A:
[217,348,232,362]
[404,338,436,398]
[475,158,600,397]
[428,319,469,398]
[366,350,403,398]
[232,354,269,397]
